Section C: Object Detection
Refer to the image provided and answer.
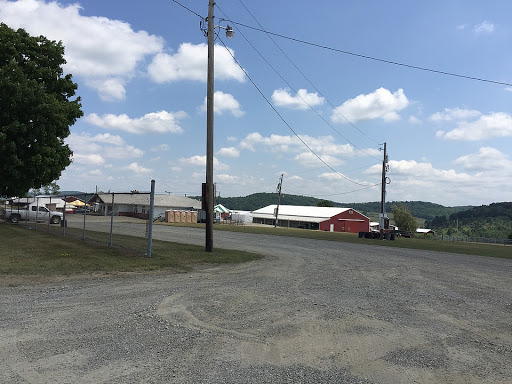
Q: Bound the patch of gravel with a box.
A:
[1,225,511,383]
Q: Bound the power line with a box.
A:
[170,1,511,88]
[216,4,380,160]
[217,34,370,187]
[283,183,380,198]
[226,20,512,88]
[170,0,203,19]
[233,1,380,147]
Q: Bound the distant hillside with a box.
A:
[213,193,470,220]
[425,202,512,238]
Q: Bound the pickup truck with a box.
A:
[5,204,63,224]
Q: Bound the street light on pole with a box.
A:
[204,0,234,252]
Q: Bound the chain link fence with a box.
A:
[435,234,512,246]
[1,191,162,255]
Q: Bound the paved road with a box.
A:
[1,221,511,383]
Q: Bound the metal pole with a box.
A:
[146,179,155,258]
[205,0,215,252]
[380,142,388,239]
[82,193,86,240]
[275,173,283,228]
[109,193,114,247]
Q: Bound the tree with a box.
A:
[316,200,334,207]
[27,182,61,197]
[391,204,418,233]
[0,23,82,196]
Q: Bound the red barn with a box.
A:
[251,205,370,233]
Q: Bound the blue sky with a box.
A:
[1,0,511,206]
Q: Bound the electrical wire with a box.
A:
[217,34,370,187]
[233,1,381,147]
[170,1,511,88]
[283,183,380,198]
[226,20,512,88]
[170,0,203,19]
[216,5,379,160]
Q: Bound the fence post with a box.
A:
[62,194,66,236]
[146,180,155,258]
[109,193,114,247]
[82,193,87,240]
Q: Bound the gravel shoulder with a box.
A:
[1,223,511,383]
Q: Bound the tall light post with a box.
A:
[205,0,233,252]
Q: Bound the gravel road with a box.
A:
[1,220,511,383]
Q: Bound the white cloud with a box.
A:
[437,112,512,141]
[453,147,512,172]
[72,153,105,165]
[0,0,164,101]
[294,152,343,167]
[506,87,512,93]
[123,162,152,175]
[66,132,143,159]
[178,155,229,171]
[239,132,358,159]
[87,78,127,102]
[271,88,325,110]
[85,110,187,134]
[474,21,495,34]
[429,107,481,122]
[148,43,245,83]
[408,116,421,124]
[200,91,244,117]
[150,144,169,152]
[217,147,240,158]
[331,88,409,123]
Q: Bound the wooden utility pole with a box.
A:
[379,143,389,239]
[275,173,284,228]
[205,0,215,252]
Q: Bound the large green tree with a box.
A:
[391,204,418,233]
[0,23,82,196]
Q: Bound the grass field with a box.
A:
[159,222,512,260]
[0,223,262,276]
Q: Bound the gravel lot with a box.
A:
[1,219,511,383]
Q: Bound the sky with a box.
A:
[1,0,511,206]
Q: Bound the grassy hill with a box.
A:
[425,202,512,239]
[213,193,471,221]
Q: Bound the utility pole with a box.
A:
[379,143,389,239]
[205,0,215,252]
[275,173,284,228]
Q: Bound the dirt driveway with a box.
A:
[1,225,511,383]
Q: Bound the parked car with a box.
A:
[74,208,90,214]
[5,204,63,224]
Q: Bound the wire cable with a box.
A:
[216,34,371,187]
[226,20,512,88]
[170,0,203,19]
[234,1,381,147]
[216,5,380,161]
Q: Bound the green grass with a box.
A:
[0,223,263,276]
[159,222,512,259]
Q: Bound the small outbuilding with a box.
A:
[252,205,370,233]
[88,193,201,219]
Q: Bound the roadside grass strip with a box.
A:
[0,223,262,276]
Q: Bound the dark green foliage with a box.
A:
[0,23,83,196]
[212,193,471,220]
[425,202,512,238]
[316,200,334,207]
[27,182,60,196]
[391,204,418,232]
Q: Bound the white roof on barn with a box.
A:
[252,205,365,223]
[89,193,201,209]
